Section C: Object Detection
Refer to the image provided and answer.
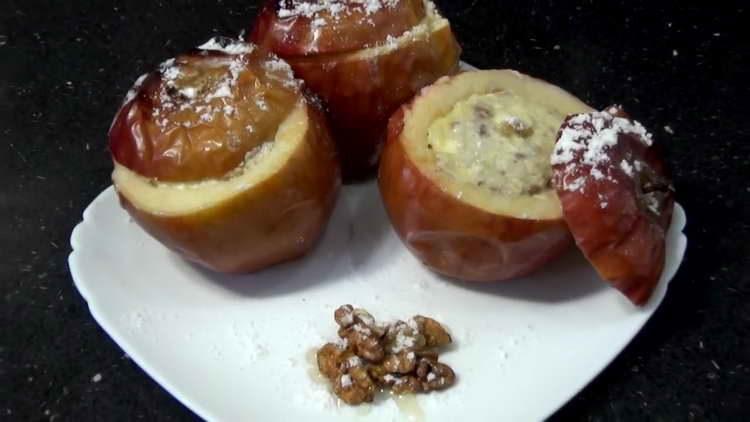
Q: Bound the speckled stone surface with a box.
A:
[1,1,748,420]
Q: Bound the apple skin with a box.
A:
[287,24,460,181]
[378,107,573,282]
[251,0,426,56]
[109,47,302,182]
[559,189,671,305]
[115,103,341,274]
[249,2,461,181]
[552,109,675,305]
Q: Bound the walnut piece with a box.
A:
[416,358,456,391]
[316,343,344,380]
[382,350,418,374]
[334,304,355,328]
[316,305,457,405]
[390,375,423,395]
[339,324,385,363]
[415,316,452,348]
[384,320,426,354]
[334,367,376,405]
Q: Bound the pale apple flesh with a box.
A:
[114,102,340,273]
[250,1,461,180]
[379,70,594,282]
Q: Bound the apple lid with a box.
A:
[550,106,676,305]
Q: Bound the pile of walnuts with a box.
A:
[316,305,456,405]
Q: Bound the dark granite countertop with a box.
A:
[1,1,748,420]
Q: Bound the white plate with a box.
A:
[70,178,686,421]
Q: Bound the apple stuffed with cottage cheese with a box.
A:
[378,70,593,281]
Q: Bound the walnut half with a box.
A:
[334,366,376,405]
[316,305,457,405]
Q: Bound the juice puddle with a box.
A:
[305,348,328,386]
[393,394,425,422]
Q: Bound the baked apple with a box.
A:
[379,70,593,282]
[249,0,461,180]
[551,106,675,305]
[109,37,340,273]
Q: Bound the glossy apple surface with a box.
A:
[379,70,593,282]
[110,38,340,273]
[251,0,426,56]
[249,0,461,180]
[551,107,675,305]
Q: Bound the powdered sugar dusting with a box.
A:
[340,374,353,388]
[551,109,654,196]
[278,0,399,22]
[148,38,299,131]
[392,327,417,353]
[347,355,362,367]
[263,56,301,89]
[598,193,609,209]
[590,168,605,180]
[152,52,249,129]
[278,0,403,42]
[198,37,255,55]
[563,176,586,192]
[552,111,653,168]
[620,159,634,177]
[122,73,149,106]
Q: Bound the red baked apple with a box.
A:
[551,106,675,305]
[379,70,594,282]
[109,37,340,273]
[249,0,461,180]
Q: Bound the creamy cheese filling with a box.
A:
[427,92,567,197]
[401,70,593,220]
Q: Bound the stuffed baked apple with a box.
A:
[109,37,340,273]
[249,0,461,180]
[379,70,593,282]
[551,106,675,305]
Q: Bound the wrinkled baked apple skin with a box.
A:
[559,190,670,305]
[379,108,572,282]
[293,25,460,181]
[117,104,341,274]
[109,48,302,182]
[250,6,461,180]
[552,114,674,305]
